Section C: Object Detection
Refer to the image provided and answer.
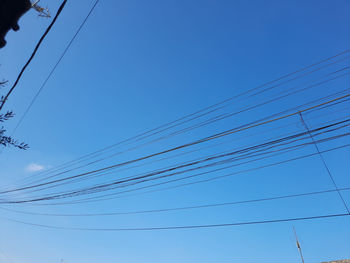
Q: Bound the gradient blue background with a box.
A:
[0,0,350,262]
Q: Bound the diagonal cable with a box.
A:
[299,112,350,214]
[0,0,68,112]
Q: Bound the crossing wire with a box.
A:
[299,112,350,214]
[8,105,349,204]
[1,187,350,217]
[3,132,350,204]
[19,49,350,183]
[64,142,350,205]
[19,86,350,191]
[2,92,349,198]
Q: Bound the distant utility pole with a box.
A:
[293,226,305,263]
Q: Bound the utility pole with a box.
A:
[293,226,305,263]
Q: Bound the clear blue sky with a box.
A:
[0,0,350,262]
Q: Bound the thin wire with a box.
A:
[10,109,347,200]
[1,115,349,209]
[0,0,68,112]
[11,95,348,199]
[5,136,350,205]
[19,49,350,182]
[299,112,350,214]
[17,68,350,193]
[1,187,349,217]
[20,86,350,189]
[2,213,349,231]
[4,92,350,197]
[56,126,350,199]
[0,246,15,263]
[11,0,100,134]
[2,116,348,199]
[78,142,350,205]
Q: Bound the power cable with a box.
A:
[24,105,350,196]
[4,92,349,197]
[19,49,350,182]
[20,86,350,189]
[4,133,350,205]
[0,0,68,112]
[1,213,349,231]
[1,187,349,217]
[299,112,350,214]
[11,0,100,135]
[74,142,350,205]
[2,115,348,198]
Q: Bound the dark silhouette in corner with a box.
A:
[0,0,31,48]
